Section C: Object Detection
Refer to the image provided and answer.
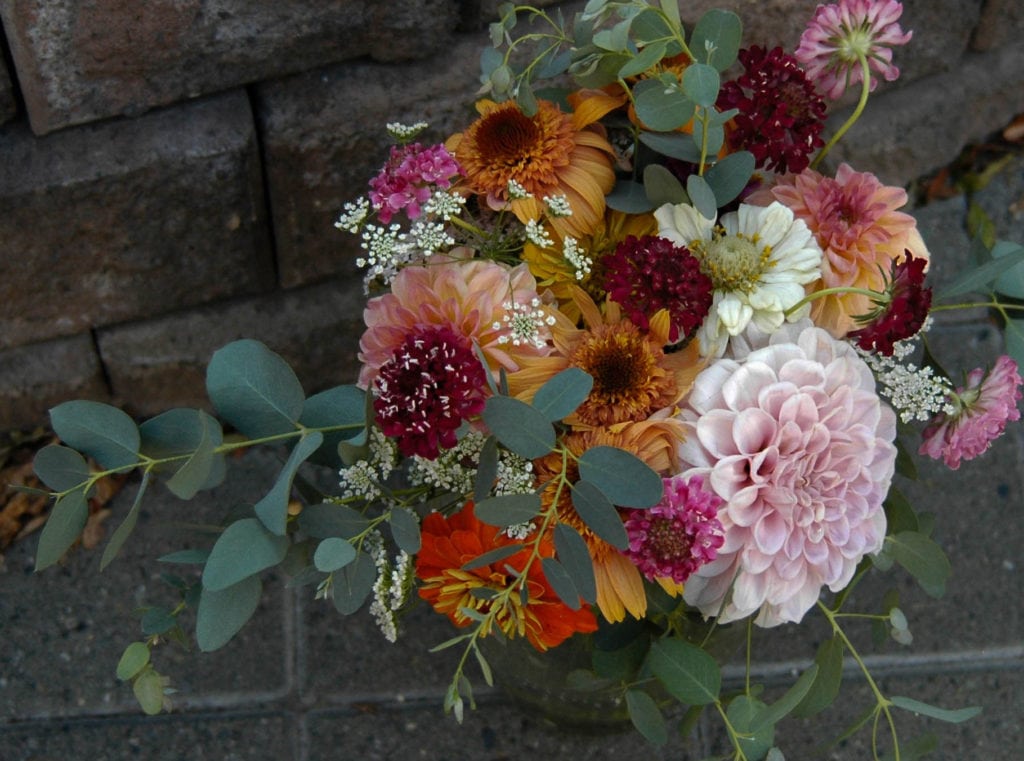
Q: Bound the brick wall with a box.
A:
[1,0,1022,429]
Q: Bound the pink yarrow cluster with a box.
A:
[920,355,1023,470]
[368,143,462,223]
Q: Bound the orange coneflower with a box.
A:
[446,99,616,239]
[507,286,704,428]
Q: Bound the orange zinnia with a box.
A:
[507,285,704,427]
[415,502,597,651]
[446,99,616,239]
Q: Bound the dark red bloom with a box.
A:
[603,235,713,343]
[373,326,487,459]
[717,46,828,174]
[849,251,932,355]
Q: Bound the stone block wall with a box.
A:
[1,0,1022,429]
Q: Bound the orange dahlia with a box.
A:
[535,417,689,622]
[415,502,597,651]
[446,99,616,239]
[507,285,704,427]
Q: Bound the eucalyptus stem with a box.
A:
[931,301,1024,313]
[810,54,873,171]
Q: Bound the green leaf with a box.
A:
[751,664,819,731]
[577,446,663,508]
[100,471,151,570]
[681,63,720,107]
[474,492,542,527]
[1005,318,1024,370]
[879,733,939,761]
[606,178,656,213]
[649,638,721,705]
[516,80,538,117]
[389,507,421,554]
[139,409,225,499]
[936,240,1024,299]
[639,130,703,163]
[704,151,755,207]
[331,550,377,614]
[884,486,919,534]
[690,9,742,71]
[593,17,632,52]
[658,0,681,31]
[687,174,718,220]
[313,537,357,573]
[140,606,178,636]
[554,522,597,603]
[886,531,951,598]
[201,517,289,592]
[542,557,582,609]
[461,543,525,571]
[571,479,629,549]
[992,240,1024,298]
[205,339,305,438]
[482,396,555,459]
[298,385,367,468]
[618,41,667,78]
[196,574,262,651]
[116,642,151,681]
[297,503,369,540]
[727,695,776,759]
[132,668,166,715]
[158,548,211,564]
[626,688,668,745]
[33,444,90,492]
[635,82,694,131]
[49,400,140,469]
[793,637,844,718]
[643,163,688,207]
[473,436,500,502]
[532,367,593,422]
[34,487,89,571]
[253,431,324,535]
[890,696,982,723]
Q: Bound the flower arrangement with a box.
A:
[30,1,1024,758]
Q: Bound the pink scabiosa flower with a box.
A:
[374,326,488,459]
[368,142,462,223]
[756,163,929,337]
[603,234,713,343]
[794,0,913,101]
[676,320,897,627]
[849,250,932,355]
[358,258,553,389]
[919,355,1023,470]
[717,46,828,174]
[622,475,724,586]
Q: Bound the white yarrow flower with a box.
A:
[655,201,823,357]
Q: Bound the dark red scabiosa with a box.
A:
[849,250,932,355]
[373,326,488,459]
[717,46,828,174]
[603,234,713,343]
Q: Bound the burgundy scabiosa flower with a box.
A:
[919,355,1023,470]
[849,250,932,355]
[368,142,462,223]
[717,46,828,174]
[603,234,713,343]
[373,326,487,459]
[622,475,724,586]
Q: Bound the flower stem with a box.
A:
[810,54,872,170]
[784,285,882,317]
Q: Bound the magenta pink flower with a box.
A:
[622,475,724,585]
[794,0,912,100]
[677,321,897,627]
[919,355,1023,470]
[717,46,828,174]
[603,235,713,343]
[368,143,462,223]
[373,326,487,459]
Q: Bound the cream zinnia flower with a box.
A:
[655,201,822,357]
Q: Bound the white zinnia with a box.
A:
[655,201,822,357]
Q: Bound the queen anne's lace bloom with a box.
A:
[677,321,897,626]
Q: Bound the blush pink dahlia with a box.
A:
[368,143,462,223]
[919,355,1023,470]
[794,0,913,101]
[358,259,552,389]
[603,234,713,343]
[374,326,488,459]
[622,475,724,585]
[677,321,897,626]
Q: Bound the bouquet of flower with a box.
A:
[30,1,1024,758]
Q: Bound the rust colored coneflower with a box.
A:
[447,99,616,239]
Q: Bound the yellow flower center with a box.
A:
[693,230,773,293]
